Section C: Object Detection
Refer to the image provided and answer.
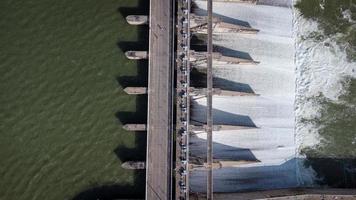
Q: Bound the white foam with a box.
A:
[190,0,356,192]
[190,0,299,192]
[294,11,356,153]
[342,9,355,23]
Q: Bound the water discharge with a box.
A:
[295,0,356,188]
[190,0,356,192]
[190,0,297,192]
[0,0,355,199]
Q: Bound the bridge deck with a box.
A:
[145,0,173,199]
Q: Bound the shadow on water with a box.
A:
[117,60,148,88]
[117,0,149,17]
[117,41,149,52]
[72,1,148,200]
[72,184,143,200]
[304,157,356,188]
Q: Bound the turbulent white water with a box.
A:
[294,6,356,186]
[294,12,356,152]
[190,0,299,192]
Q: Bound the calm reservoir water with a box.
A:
[0,0,147,199]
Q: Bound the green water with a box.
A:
[296,0,356,187]
[295,0,356,61]
[301,81,356,187]
[0,0,147,199]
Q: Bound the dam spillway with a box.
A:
[189,0,296,193]
[121,0,356,199]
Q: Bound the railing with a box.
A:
[175,0,191,199]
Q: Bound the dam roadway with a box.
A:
[145,0,174,199]
[123,1,356,199]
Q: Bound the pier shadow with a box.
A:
[117,0,149,53]
[193,7,252,28]
[189,135,260,162]
[113,104,147,197]
[190,158,299,193]
[191,1,199,13]
[116,60,148,88]
[190,157,356,192]
[117,0,149,17]
[72,184,143,200]
[190,37,256,61]
[71,76,147,199]
[109,76,147,199]
[188,132,356,192]
[117,41,149,52]
[304,157,356,188]
[112,0,149,198]
[214,46,254,61]
[190,35,207,50]
[72,1,148,199]
[115,0,149,178]
[190,102,257,127]
[190,68,256,94]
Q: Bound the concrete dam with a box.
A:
[121,0,356,199]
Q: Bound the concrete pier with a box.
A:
[121,0,356,198]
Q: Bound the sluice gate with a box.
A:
[120,0,309,199]
[122,0,258,198]
[175,0,192,198]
